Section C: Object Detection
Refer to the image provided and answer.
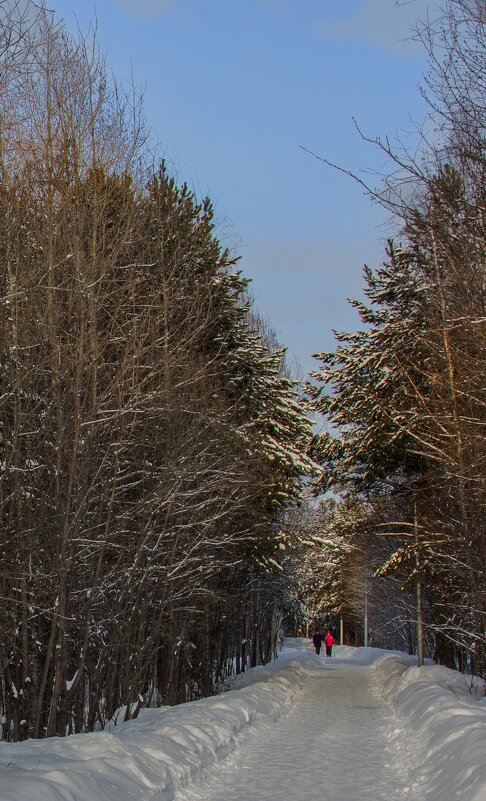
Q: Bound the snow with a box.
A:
[0,639,485,801]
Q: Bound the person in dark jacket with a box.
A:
[324,629,335,657]
[312,629,323,655]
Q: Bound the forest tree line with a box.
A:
[0,0,484,744]
[299,0,485,677]
[0,1,315,740]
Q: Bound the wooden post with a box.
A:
[415,503,424,667]
[364,593,368,647]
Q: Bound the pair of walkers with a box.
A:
[312,628,335,657]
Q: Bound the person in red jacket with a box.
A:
[324,629,334,657]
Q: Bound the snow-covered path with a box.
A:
[176,656,410,801]
[2,644,485,801]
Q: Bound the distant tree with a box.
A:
[282,496,420,650]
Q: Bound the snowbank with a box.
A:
[0,649,315,801]
[370,651,486,801]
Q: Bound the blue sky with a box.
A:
[52,0,433,378]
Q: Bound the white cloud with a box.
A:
[112,0,172,18]
[321,0,432,57]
